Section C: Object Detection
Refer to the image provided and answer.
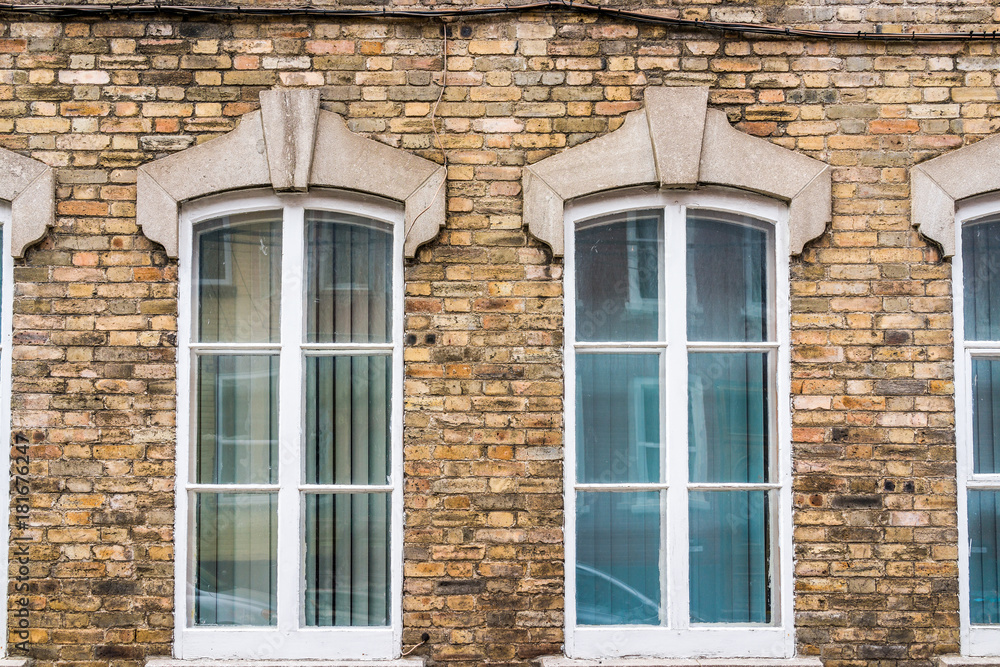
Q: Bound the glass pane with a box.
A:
[689,490,770,624]
[196,355,278,485]
[575,211,663,342]
[306,355,391,486]
[688,352,769,483]
[197,211,282,343]
[576,491,661,625]
[971,490,1000,624]
[305,493,390,626]
[195,493,277,626]
[687,213,769,342]
[307,212,393,344]
[964,217,1000,341]
[972,358,1000,474]
[576,353,661,484]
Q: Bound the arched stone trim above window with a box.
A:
[0,147,55,259]
[522,86,832,257]
[137,87,447,258]
[910,137,1000,257]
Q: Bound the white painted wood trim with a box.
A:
[0,204,14,656]
[563,188,794,659]
[536,657,821,667]
[147,659,422,667]
[174,190,404,660]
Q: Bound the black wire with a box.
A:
[0,0,995,41]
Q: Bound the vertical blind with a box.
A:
[303,211,392,626]
[194,211,282,626]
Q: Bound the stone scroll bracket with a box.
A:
[0,148,56,259]
[137,87,447,259]
[522,86,832,258]
[910,134,1000,257]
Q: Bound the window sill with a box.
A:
[0,659,34,667]
[936,658,1000,667]
[536,658,823,667]
[147,659,424,667]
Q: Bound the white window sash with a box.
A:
[0,204,14,656]
[563,187,794,659]
[175,189,404,660]
[955,195,1000,656]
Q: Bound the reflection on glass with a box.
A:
[973,359,1000,475]
[197,355,278,485]
[195,493,277,626]
[689,490,769,624]
[687,213,769,342]
[971,490,1000,624]
[306,355,391,486]
[576,353,660,484]
[688,352,769,483]
[307,212,393,344]
[964,217,1000,342]
[197,212,282,343]
[575,212,663,342]
[305,493,390,626]
[576,491,661,625]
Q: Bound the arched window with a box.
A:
[138,88,444,661]
[526,87,830,661]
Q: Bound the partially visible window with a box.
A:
[176,191,401,659]
[957,199,1000,655]
[565,189,792,659]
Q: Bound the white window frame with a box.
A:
[563,186,794,659]
[953,193,1000,656]
[175,188,404,660]
[0,202,14,655]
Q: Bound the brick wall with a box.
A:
[4,2,997,666]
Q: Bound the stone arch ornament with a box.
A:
[137,88,447,258]
[522,86,832,256]
[0,148,55,259]
[910,137,1000,257]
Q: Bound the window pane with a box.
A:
[306,211,393,344]
[197,211,282,343]
[195,493,277,626]
[576,353,661,484]
[576,491,661,625]
[972,358,1000,474]
[687,213,769,342]
[575,212,663,342]
[688,352,769,484]
[964,217,1000,341]
[689,490,770,624]
[196,355,278,485]
[305,493,390,627]
[971,490,1000,624]
[306,355,391,486]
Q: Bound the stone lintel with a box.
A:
[137,87,447,258]
[521,86,832,257]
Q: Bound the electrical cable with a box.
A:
[0,0,996,42]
